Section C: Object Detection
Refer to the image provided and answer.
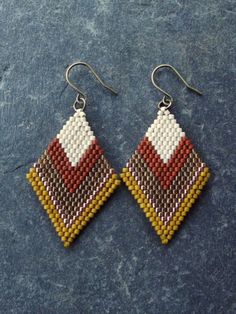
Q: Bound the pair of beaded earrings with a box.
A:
[26,61,210,247]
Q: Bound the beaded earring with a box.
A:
[26,61,120,247]
[121,64,210,245]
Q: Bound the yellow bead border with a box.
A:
[26,168,120,247]
[120,167,210,244]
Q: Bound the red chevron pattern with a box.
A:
[137,136,193,189]
[47,138,103,193]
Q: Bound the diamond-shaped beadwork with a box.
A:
[121,108,210,244]
[27,109,120,247]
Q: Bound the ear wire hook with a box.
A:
[151,64,203,109]
[65,61,118,111]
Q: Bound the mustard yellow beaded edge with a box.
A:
[120,167,210,244]
[26,168,120,247]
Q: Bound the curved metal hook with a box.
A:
[65,61,118,110]
[151,64,202,107]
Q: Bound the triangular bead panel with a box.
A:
[27,109,120,247]
[121,108,210,244]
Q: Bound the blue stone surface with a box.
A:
[0,1,235,313]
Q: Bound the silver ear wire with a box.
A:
[151,64,202,109]
[65,61,118,110]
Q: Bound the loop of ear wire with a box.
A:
[158,96,172,110]
[73,95,86,111]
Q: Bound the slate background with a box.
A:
[0,0,235,313]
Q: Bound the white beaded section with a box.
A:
[57,109,95,166]
[146,109,185,163]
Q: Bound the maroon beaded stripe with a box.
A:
[137,136,193,190]
[48,138,103,193]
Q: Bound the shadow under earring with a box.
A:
[27,61,120,247]
[121,64,210,245]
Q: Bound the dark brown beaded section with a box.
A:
[35,152,114,228]
[127,149,204,224]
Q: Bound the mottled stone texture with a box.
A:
[0,0,235,313]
